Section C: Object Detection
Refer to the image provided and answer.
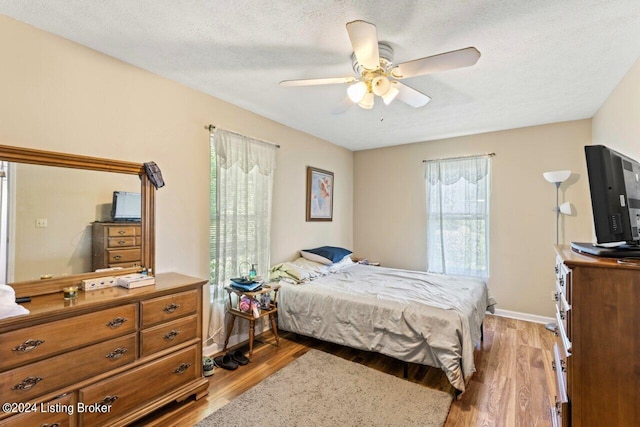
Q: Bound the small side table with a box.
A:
[223,283,280,359]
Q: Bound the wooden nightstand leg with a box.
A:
[269,313,280,346]
[223,314,236,351]
[248,319,255,357]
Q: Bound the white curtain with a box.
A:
[425,155,491,278]
[207,129,276,346]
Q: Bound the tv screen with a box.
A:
[111,191,141,221]
[584,145,640,247]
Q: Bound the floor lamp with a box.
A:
[543,170,573,331]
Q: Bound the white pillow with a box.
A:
[290,257,330,277]
[329,255,355,273]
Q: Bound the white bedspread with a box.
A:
[277,264,494,392]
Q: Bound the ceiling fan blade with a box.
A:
[395,82,431,108]
[280,76,356,87]
[332,97,354,115]
[392,47,481,79]
[346,20,380,70]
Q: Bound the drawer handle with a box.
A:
[11,376,43,390]
[118,240,126,245]
[12,338,45,353]
[96,395,119,406]
[163,303,181,314]
[41,424,60,427]
[118,230,126,234]
[113,255,122,260]
[173,362,192,374]
[106,347,128,360]
[106,317,128,328]
[164,330,180,341]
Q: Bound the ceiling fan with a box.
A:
[280,20,481,113]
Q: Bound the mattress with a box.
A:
[276,263,494,392]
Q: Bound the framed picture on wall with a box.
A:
[306,166,334,221]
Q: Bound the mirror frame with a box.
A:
[0,144,155,298]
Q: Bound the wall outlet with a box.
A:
[35,218,48,228]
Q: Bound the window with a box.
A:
[207,129,276,346]
[425,155,491,278]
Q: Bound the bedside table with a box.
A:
[223,283,280,358]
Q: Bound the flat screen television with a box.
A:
[111,191,141,221]
[574,145,640,256]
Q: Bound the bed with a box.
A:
[270,253,495,393]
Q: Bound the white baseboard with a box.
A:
[492,309,554,325]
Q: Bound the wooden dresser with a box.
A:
[550,246,640,427]
[0,272,209,426]
[92,222,143,270]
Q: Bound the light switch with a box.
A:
[35,218,48,228]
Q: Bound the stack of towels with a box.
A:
[0,284,29,320]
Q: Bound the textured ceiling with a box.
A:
[1,1,640,151]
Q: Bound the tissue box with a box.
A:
[81,276,117,291]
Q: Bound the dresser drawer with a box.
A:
[79,344,198,426]
[0,392,75,427]
[140,290,198,328]
[140,314,198,357]
[107,248,141,264]
[107,236,140,248]
[0,304,137,370]
[107,225,139,238]
[0,334,136,402]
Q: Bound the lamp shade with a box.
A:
[543,170,571,184]
[559,202,573,215]
[358,92,375,109]
[382,85,399,105]
[347,81,367,103]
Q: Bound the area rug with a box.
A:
[196,349,453,427]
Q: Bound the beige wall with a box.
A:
[592,56,640,159]
[354,120,594,317]
[0,16,352,290]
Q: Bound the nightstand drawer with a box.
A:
[107,225,139,237]
[107,236,140,248]
[0,304,137,370]
[140,290,198,328]
[107,248,141,264]
[79,344,198,426]
[0,334,136,402]
[140,314,198,357]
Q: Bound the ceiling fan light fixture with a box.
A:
[372,76,391,96]
[358,92,375,109]
[382,85,399,105]
[347,81,368,103]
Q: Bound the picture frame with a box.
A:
[306,166,334,221]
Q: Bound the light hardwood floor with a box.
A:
[135,314,557,426]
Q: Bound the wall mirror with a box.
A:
[0,144,155,298]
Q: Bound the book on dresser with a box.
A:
[117,273,155,289]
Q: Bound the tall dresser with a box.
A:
[0,272,209,427]
[92,222,143,270]
[551,246,640,427]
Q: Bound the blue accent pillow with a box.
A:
[300,246,352,265]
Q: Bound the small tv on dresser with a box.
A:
[573,145,640,257]
[111,190,141,221]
